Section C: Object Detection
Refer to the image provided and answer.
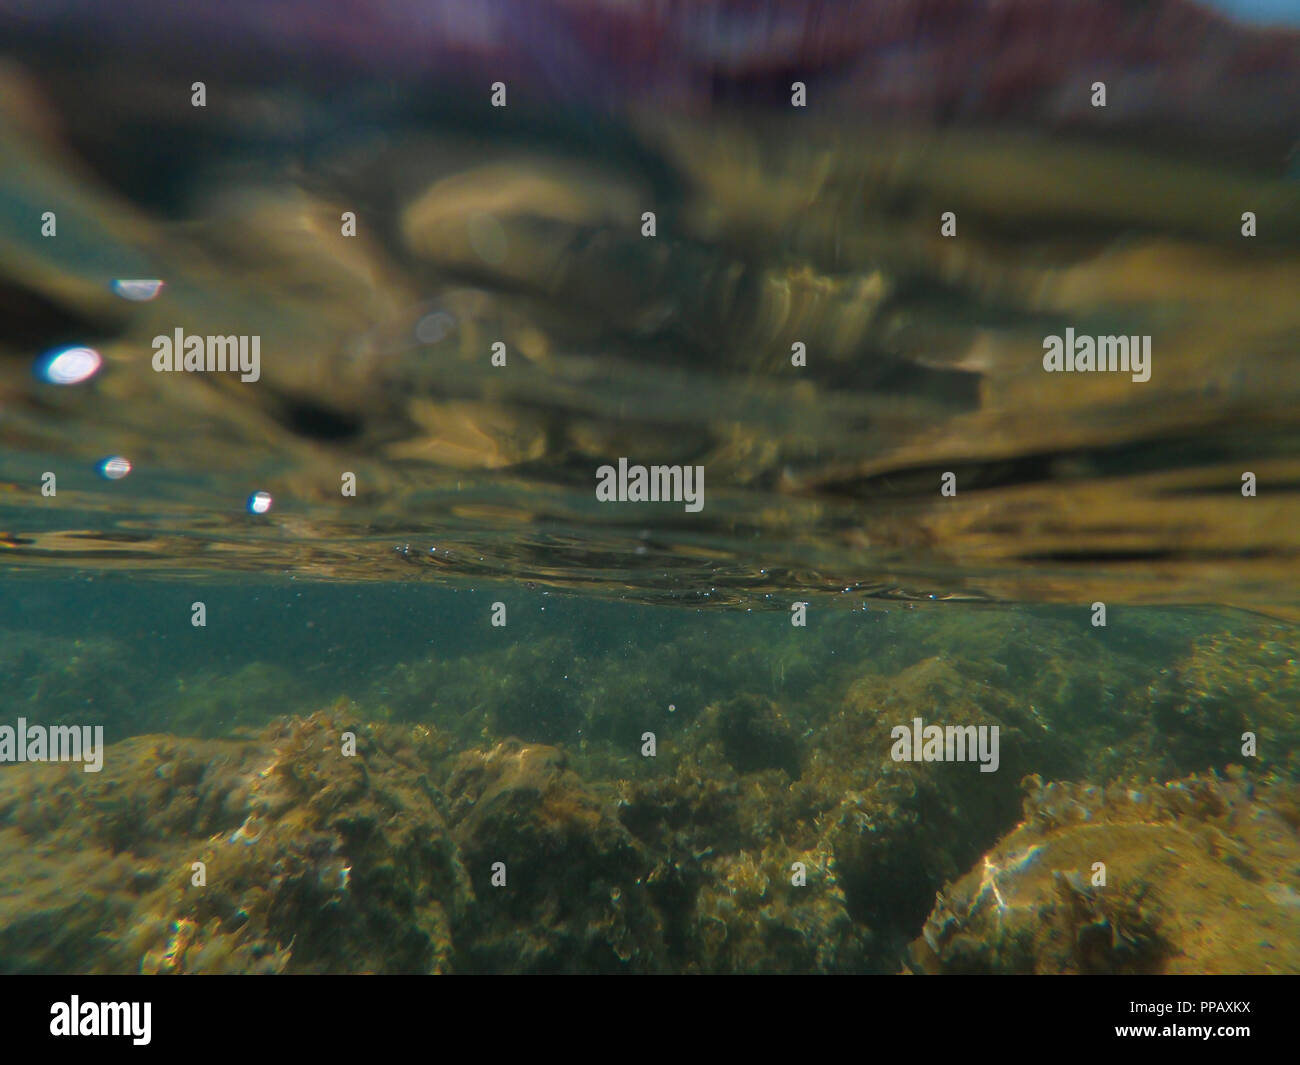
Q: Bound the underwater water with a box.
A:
[1,0,1299,976]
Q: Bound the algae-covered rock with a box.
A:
[3,600,1296,975]
[704,693,802,778]
[445,738,666,972]
[163,662,314,738]
[0,710,471,973]
[613,655,1053,971]
[1141,632,1300,777]
[0,629,143,732]
[908,769,1300,974]
[814,658,1049,957]
[616,749,873,973]
[690,842,872,973]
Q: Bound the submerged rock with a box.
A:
[908,769,1300,974]
[613,655,1055,970]
[0,711,470,973]
[704,693,802,778]
[1142,632,1300,777]
[446,738,666,972]
[2,607,1297,974]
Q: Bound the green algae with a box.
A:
[0,598,1296,973]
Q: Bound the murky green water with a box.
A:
[1,2,1298,974]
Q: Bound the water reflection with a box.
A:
[0,4,1297,615]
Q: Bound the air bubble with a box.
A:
[110,279,165,302]
[97,456,132,480]
[35,346,102,385]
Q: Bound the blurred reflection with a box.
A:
[0,1,1297,611]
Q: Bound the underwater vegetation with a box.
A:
[910,770,1300,974]
[0,602,1295,974]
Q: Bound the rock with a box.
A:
[908,770,1300,974]
[705,693,802,778]
[0,711,470,973]
[445,738,666,972]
